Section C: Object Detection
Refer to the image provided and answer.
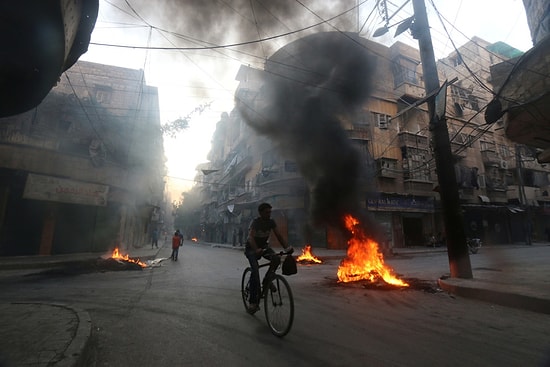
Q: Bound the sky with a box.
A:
[78,0,533,199]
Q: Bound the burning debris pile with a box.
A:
[109,248,147,268]
[337,215,408,287]
[296,245,323,264]
[29,248,147,277]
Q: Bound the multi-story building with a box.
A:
[0,60,166,256]
[195,31,550,250]
[488,0,550,246]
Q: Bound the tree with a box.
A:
[161,102,211,138]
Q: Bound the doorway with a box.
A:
[402,217,424,246]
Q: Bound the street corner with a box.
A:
[0,302,92,367]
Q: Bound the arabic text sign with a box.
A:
[23,173,109,206]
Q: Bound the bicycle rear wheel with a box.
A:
[241,267,253,313]
[264,274,294,337]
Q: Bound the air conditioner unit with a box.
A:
[500,160,508,169]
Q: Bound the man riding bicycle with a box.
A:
[245,203,293,313]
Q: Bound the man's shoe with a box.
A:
[248,303,260,314]
[269,283,277,292]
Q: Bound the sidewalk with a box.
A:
[0,242,548,366]
[0,245,163,367]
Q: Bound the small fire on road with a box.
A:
[337,215,408,287]
[297,244,323,264]
[110,248,147,268]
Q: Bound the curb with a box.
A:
[437,278,550,315]
[51,304,92,367]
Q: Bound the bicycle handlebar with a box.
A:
[261,247,294,256]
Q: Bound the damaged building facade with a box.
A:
[193,31,550,250]
[0,61,166,256]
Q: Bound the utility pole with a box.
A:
[515,145,532,245]
[411,0,473,278]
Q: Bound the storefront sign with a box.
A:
[23,173,109,206]
[367,193,434,212]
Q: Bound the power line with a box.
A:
[91,0,370,51]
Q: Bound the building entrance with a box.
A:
[402,217,424,246]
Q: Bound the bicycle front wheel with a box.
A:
[264,274,294,337]
[241,267,253,312]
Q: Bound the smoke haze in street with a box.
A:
[238,32,375,228]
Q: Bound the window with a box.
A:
[94,85,113,105]
[450,85,480,112]
[499,144,512,159]
[373,113,391,129]
[451,54,463,67]
[402,147,431,181]
[480,140,496,152]
[450,85,468,102]
[391,56,419,87]
[284,160,297,172]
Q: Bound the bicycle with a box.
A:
[241,250,295,337]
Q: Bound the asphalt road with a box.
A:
[0,243,549,366]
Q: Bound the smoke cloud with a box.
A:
[123,0,360,68]
[238,31,375,228]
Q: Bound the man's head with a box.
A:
[258,203,272,218]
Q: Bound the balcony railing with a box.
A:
[404,179,433,193]
[481,150,499,164]
[398,131,429,148]
[394,82,425,101]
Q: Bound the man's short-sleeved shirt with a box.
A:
[248,217,277,249]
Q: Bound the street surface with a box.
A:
[0,243,549,366]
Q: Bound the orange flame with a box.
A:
[111,248,147,268]
[191,237,198,242]
[297,245,323,263]
[337,215,408,287]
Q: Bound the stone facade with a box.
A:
[193,33,550,249]
[0,61,166,256]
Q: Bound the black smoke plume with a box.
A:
[238,32,375,228]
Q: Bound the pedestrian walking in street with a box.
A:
[171,230,181,261]
[238,227,244,246]
[151,228,159,249]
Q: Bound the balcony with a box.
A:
[404,179,433,193]
[507,185,540,205]
[394,82,425,101]
[481,150,499,165]
[376,158,399,179]
[347,128,369,141]
[398,131,429,148]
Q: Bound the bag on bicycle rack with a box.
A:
[282,254,297,275]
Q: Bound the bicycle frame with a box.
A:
[241,252,295,337]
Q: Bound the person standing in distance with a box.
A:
[245,203,293,313]
[171,230,181,261]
